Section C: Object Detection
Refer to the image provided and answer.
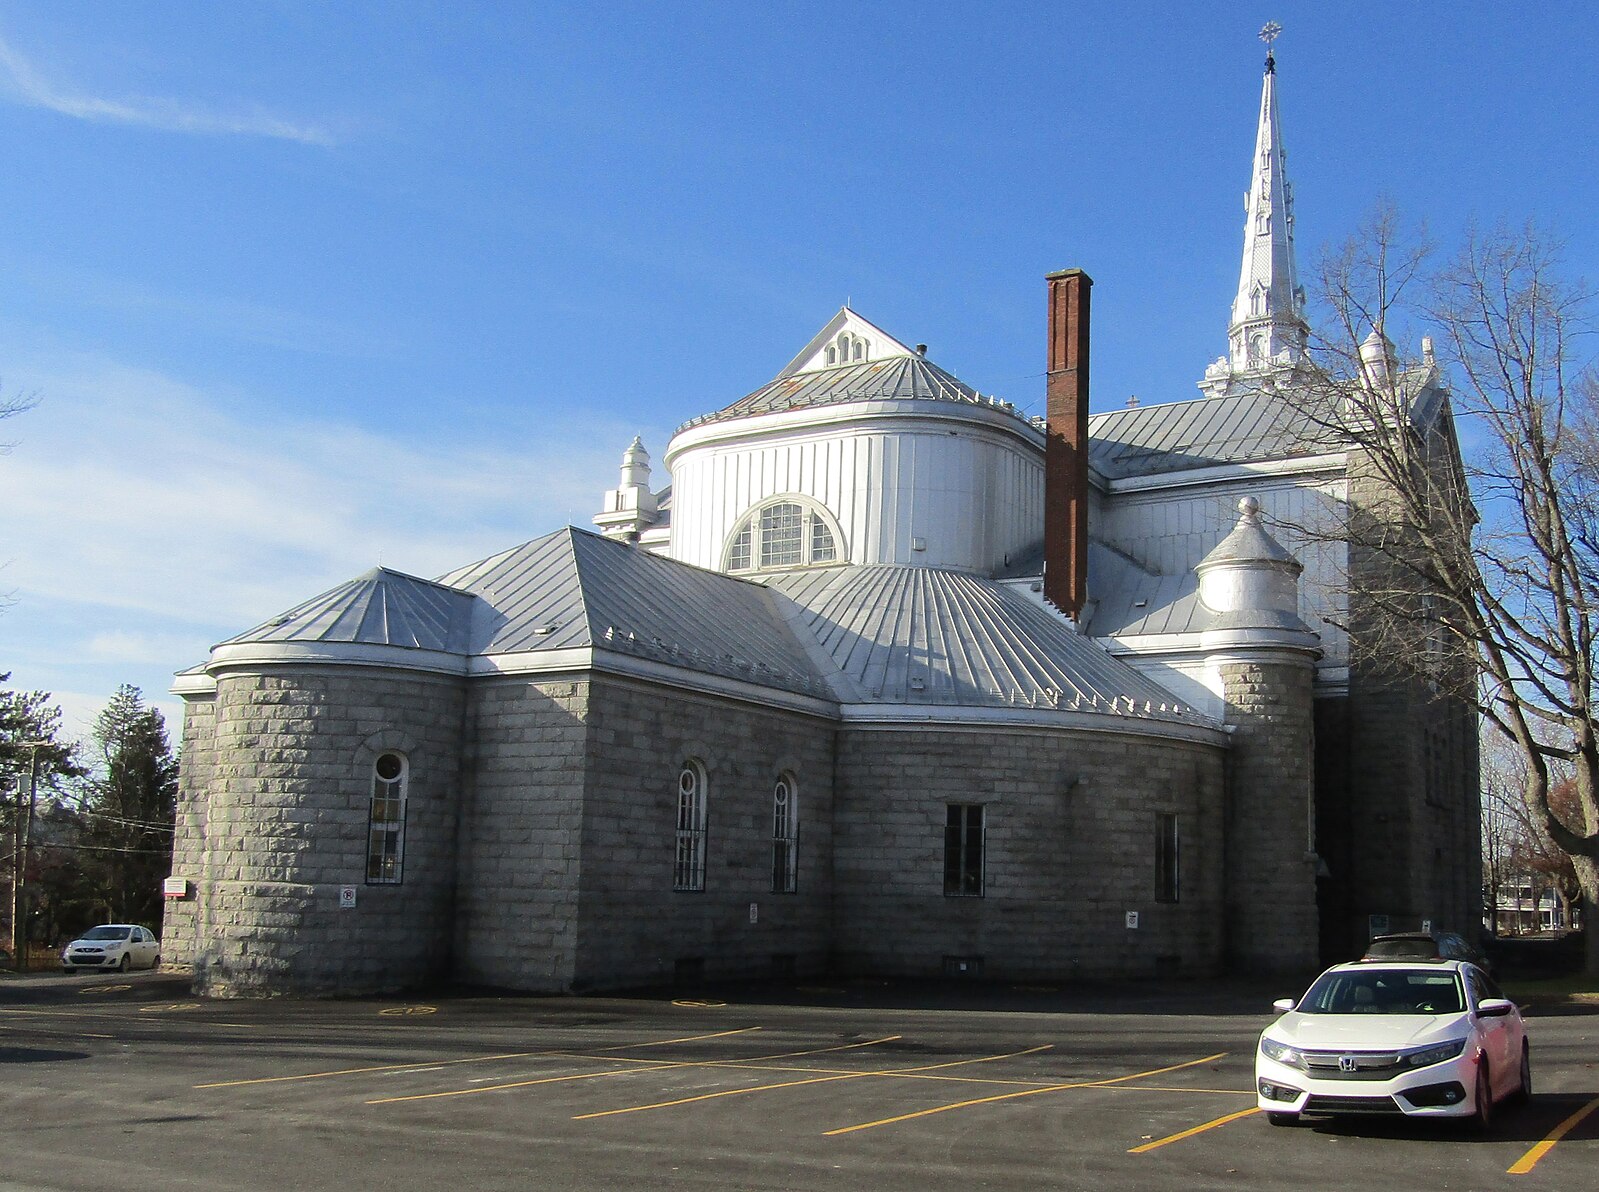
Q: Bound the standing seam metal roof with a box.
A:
[1088,387,1341,479]
[217,532,1213,725]
[676,355,1030,433]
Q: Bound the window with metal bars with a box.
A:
[674,761,707,891]
[366,752,407,884]
[771,774,798,894]
[943,804,984,897]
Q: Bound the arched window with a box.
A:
[826,345,837,365]
[366,752,408,884]
[723,499,844,573]
[852,338,864,361]
[771,774,798,894]
[674,761,707,891]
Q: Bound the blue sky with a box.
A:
[0,2,1594,742]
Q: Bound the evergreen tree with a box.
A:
[84,685,178,926]
[0,673,83,958]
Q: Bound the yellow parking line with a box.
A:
[399,1035,902,1112]
[823,1052,1226,1136]
[197,1050,548,1089]
[196,1026,762,1089]
[1509,1094,1599,1175]
[1128,1106,1261,1152]
[572,1036,919,1119]
[368,1062,685,1104]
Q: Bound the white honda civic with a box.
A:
[1256,959,1529,1130]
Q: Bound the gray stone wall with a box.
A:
[184,667,466,996]
[830,725,1226,980]
[573,676,837,990]
[160,692,217,963]
[451,675,590,991]
[1219,658,1319,973]
[1340,448,1484,948]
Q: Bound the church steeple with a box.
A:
[1200,23,1308,396]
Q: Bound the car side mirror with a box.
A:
[1272,998,1295,1013]
[1476,998,1514,1018]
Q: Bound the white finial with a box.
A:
[1239,495,1261,521]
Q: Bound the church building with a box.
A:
[162,41,1480,996]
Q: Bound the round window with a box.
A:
[375,753,403,781]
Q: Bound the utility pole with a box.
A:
[8,743,48,971]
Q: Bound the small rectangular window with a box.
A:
[944,804,984,897]
[1155,813,1179,904]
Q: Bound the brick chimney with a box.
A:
[1043,268,1092,619]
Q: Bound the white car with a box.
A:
[1256,959,1528,1130]
[60,925,161,974]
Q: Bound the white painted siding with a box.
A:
[665,403,1044,575]
[1098,477,1349,666]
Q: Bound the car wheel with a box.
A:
[1512,1044,1531,1105]
[1266,1112,1300,1127]
[150,953,160,971]
[1471,1063,1494,1134]
[118,953,131,973]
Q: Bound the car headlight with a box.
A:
[1404,1038,1469,1068]
[1259,1037,1305,1069]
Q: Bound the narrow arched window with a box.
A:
[826,345,837,365]
[852,338,864,361]
[367,752,407,884]
[674,761,707,891]
[771,774,798,894]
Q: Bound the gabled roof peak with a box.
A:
[779,307,920,378]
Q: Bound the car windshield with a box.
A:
[1298,968,1464,1015]
[80,926,132,941]
[1363,939,1438,960]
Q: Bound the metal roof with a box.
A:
[1088,386,1341,480]
[769,565,1213,723]
[438,528,831,698]
[677,354,1030,433]
[220,531,1213,726]
[220,567,476,652]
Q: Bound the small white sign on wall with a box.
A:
[339,886,358,909]
[1125,911,1140,930]
[749,902,759,924]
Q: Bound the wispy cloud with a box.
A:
[0,34,334,146]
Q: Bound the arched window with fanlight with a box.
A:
[366,752,408,884]
[674,760,708,892]
[771,773,798,894]
[722,497,843,574]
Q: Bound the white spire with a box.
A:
[1200,24,1308,396]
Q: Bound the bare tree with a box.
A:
[0,384,38,454]
[1294,210,1598,971]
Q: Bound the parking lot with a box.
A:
[2,971,1596,1192]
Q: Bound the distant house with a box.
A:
[163,41,1478,996]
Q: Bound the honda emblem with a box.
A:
[1339,1055,1358,1073]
